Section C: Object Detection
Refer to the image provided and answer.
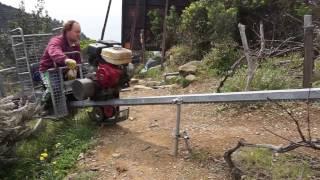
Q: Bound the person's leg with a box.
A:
[40,72,51,110]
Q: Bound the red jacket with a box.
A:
[39,35,81,72]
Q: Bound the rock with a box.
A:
[149,122,159,128]
[77,153,84,160]
[112,153,121,159]
[184,61,202,67]
[145,58,161,70]
[133,85,153,90]
[116,166,128,174]
[130,78,139,84]
[185,74,196,82]
[178,64,197,76]
[129,117,136,121]
[166,75,178,80]
[90,167,100,171]
[138,79,146,84]
[149,65,161,71]
[145,81,161,87]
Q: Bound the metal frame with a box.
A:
[70,88,320,107]
[10,28,36,97]
[70,88,320,156]
[47,64,84,117]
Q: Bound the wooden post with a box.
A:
[238,23,256,91]
[303,15,314,88]
[160,0,169,70]
[140,29,146,64]
[0,74,5,97]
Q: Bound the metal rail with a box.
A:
[70,88,320,157]
[70,88,320,107]
[0,67,16,73]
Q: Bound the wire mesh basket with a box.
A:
[10,28,53,97]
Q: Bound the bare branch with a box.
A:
[216,56,245,93]
[267,98,307,142]
[263,127,300,145]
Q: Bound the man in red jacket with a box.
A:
[39,20,82,111]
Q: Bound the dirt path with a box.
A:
[69,80,320,180]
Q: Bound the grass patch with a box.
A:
[236,147,314,179]
[0,110,98,179]
[222,54,302,92]
[136,66,163,81]
[190,149,211,162]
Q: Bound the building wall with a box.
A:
[122,0,189,51]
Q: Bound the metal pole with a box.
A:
[100,0,113,40]
[173,98,182,156]
[303,15,314,88]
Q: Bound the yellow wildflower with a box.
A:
[41,152,48,158]
[40,156,45,161]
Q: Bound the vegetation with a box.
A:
[0,110,97,179]
[222,55,302,92]
[236,147,315,179]
[0,0,62,67]
[168,45,200,66]
[202,40,240,75]
[145,0,319,91]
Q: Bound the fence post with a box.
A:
[0,74,5,97]
[160,0,169,70]
[140,29,146,64]
[303,15,314,88]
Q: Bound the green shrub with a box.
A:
[168,45,200,66]
[176,76,192,88]
[222,61,298,92]
[203,40,240,75]
[137,66,162,81]
[180,0,238,52]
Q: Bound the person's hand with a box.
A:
[65,59,77,70]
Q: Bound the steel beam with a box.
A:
[70,88,320,108]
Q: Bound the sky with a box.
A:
[0,0,122,41]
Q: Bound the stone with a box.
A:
[77,153,84,160]
[145,59,161,70]
[184,61,202,67]
[129,117,136,121]
[149,65,161,71]
[133,85,153,90]
[112,153,121,159]
[185,74,196,82]
[130,78,139,84]
[145,81,161,87]
[166,75,178,80]
[178,64,197,75]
